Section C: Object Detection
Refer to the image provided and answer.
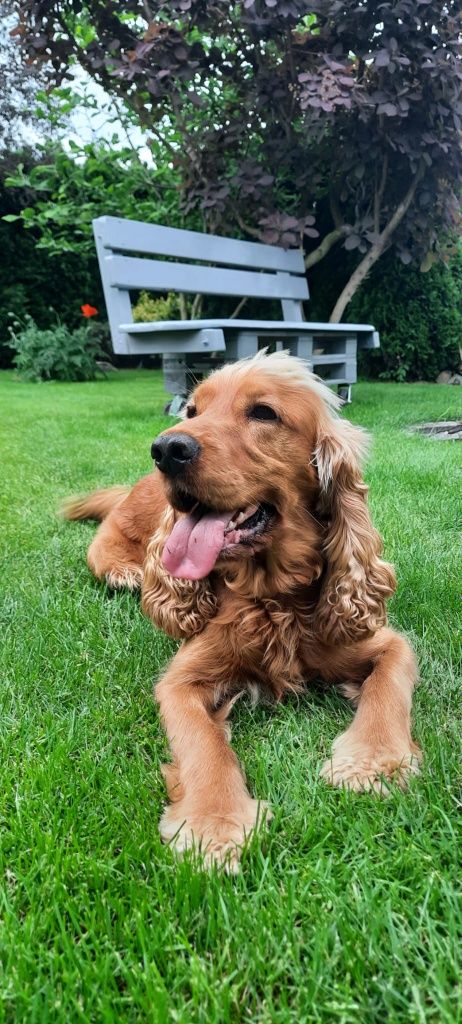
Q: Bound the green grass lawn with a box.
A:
[1,369,461,1024]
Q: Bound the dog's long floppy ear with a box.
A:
[314,418,396,645]
[141,507,218,640]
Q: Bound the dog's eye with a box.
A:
[247,404,279,422]
[185,405,197,419]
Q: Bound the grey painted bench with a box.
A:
[93,215,379,402]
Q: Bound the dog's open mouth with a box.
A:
[162,498,277,580]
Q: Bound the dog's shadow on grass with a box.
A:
[229,679,351,736]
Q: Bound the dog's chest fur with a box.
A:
[222,593,315,698]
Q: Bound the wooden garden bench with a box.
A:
[93,215,379,404]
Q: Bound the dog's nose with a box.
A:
[151,432,201,477]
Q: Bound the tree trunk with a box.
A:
[329,167,423,323]
[304,226,349,270]
[179,293,188,320]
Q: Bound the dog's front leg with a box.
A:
[155,636,267,871]
[320,627,421,793]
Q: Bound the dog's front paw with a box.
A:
[105,565,144,590]
[320,729,421,794]
[160,798,271,872]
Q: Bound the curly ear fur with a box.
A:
[141,507,218,640]
[314,419,396,644]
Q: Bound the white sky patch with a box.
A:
[62,64,153,163]
[0,10,152,162]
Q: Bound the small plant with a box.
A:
[7,314,107,382]
[133,291,180,323]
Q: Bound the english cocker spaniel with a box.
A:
[64,350,420,869]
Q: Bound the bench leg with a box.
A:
[225,332,259,360]
[162,355,188,397]
[162,354,221,404]
[165,394,187,416]
[337,384,353,404]
[284,335,314,362]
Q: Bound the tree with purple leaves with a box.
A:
[15,0,462,321]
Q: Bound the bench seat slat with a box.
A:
[107,256,309,301]
[97,216,305,274]
[120,318,375,334]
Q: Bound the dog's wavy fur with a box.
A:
[64,351,420,870]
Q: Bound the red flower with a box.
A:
[81,304,98,318]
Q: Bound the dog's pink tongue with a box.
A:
[162,510,232,580]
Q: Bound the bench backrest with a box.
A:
[93,216,309,352]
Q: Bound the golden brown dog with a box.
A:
[64,351,420,870]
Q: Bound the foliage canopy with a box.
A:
[16,0,462,319]
[4,141,184,255]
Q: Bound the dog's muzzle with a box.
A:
[151,433,201,478]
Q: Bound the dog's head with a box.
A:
[149,351,395,641]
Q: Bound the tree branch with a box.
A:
[191,292,203,319]
[179,293,188,320]
[232,208,268,242]
[374,153,388,234]
[146,122,178,159]
[230,296,248,319]
[141,0,153,23]
[329,164,424,323]
[329,191,343,229]
[304,226,349,269]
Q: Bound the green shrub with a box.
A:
[349,250,462,382]
[8,315,106,382]
[0,206,104,369]
[1,141,191,367]
[307,243,462,382]
[132,291,180,323]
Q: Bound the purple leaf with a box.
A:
[377,102,398,116]
[344,234,361,250]
[374,50,390,68]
